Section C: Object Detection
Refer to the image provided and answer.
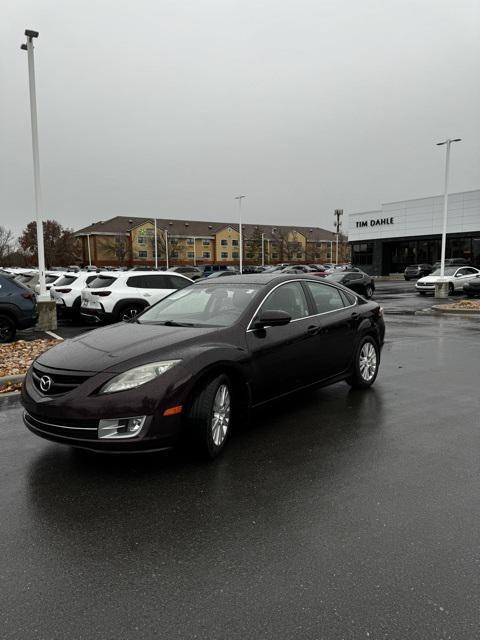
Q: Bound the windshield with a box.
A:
[138,283,261,327]
[431,267,457,276]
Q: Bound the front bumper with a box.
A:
[21,364,190,452]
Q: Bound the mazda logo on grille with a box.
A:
[40,375,53,392]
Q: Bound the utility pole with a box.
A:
[334,209,343,265]
[261,233,265,267]
[235,196,246,273]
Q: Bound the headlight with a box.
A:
[99,360,181,394]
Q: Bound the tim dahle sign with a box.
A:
[356,217,394,228]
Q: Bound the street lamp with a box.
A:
[435,138,462,296]
[261,232,265,267]
[21,29,48,300]
[153,218,158,269]
[334,209,343,265]
[235,196,246,273]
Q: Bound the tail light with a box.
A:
[56,288,72,293]
[92,291,111,296]
[21,291,35,300]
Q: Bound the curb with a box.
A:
[0,374,26,385]
[432,305,480,315]
[0,391,21,400]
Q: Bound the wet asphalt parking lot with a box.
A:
[2,281,480,639]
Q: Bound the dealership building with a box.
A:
[348,189,480,275]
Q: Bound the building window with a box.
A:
[221,252,228,259]
[297,252,303,258]
[232,252,239,259]
[221,239,228,246]
[272,253,278,259]
[138,237,146,245]
[171,250,179,258]
[352,242,373,265]
[187,238,194,245]
[203,240,210,246]
[232,240,239,247]
[138,251,148,258]
[203,252,210,258]
[170,238,178,245]
[187,251,194,259]
[246,253,254,259]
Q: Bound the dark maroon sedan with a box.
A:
[22,274,385,459]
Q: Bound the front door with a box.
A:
[246,281,315,405]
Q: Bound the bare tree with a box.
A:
[98,235,131,266]
[0,226,14,263]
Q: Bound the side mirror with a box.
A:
[253,310,291,329]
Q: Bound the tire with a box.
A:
[465,292,475,298]
[346,336,380,389]
[187,374,232,459]
[117,304,144,322]
[448,283,454,296]
[365,285,373,299]
[419,291,426,296]
[404,277,410,281]
[0,314,16,343]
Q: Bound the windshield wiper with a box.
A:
[160,320,195,327]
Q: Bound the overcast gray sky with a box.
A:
[1,0,479,238]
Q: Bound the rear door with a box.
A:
[246,281,316,404]
[454,267,480,289]
[302,280,357,381]
[140,274,191,304]
[341,273,364,294]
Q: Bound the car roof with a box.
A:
[196,273,332,286]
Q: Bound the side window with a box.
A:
[260,282,309,320]
[86,276,96,285]
[142,275,169,288]
[340,289,356,306]
[126,276,146,287]
[346,273,362,281]
[305,282,346,313]
[168,276,192,290]
[464,268,477,275]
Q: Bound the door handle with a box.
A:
[307,325,319,336]
[351,312,360,320]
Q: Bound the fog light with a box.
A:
[98,416,146,439]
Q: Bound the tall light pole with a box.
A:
[154,218,158,269]
[261,232,265,267]
[235,195,246,273]
[436,138,462,280]
[86,234,92,267]
[21,30,48,299]
[165,229,169,269]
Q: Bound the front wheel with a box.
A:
[346,336,380,389]
[0,315,16,342]
[448,283,454,296]
[187,374,232,459]
[418,291,426,296]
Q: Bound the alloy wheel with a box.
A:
[121,307,141,321]
[0,318,14,341]
[359,342,377,382]
[211,384,231,446]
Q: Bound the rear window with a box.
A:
[87,276,117,288]
[54,275,78,287]
[46,275,61,284]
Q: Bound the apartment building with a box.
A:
[75,216,349,267]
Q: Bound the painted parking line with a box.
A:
[45,330,64,341]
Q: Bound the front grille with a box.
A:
[31,362,93,396]
[24,411,99,440]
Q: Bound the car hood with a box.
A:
[417,275,451,283]
[36,322,220,373]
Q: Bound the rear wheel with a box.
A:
[0,315,16,342]
[118,304,144,322]
[448,283,454,296]
[346,336,380,389]
[187,374,232,459]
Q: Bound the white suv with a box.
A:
[80,270,193,323]
[50,271,99,319]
